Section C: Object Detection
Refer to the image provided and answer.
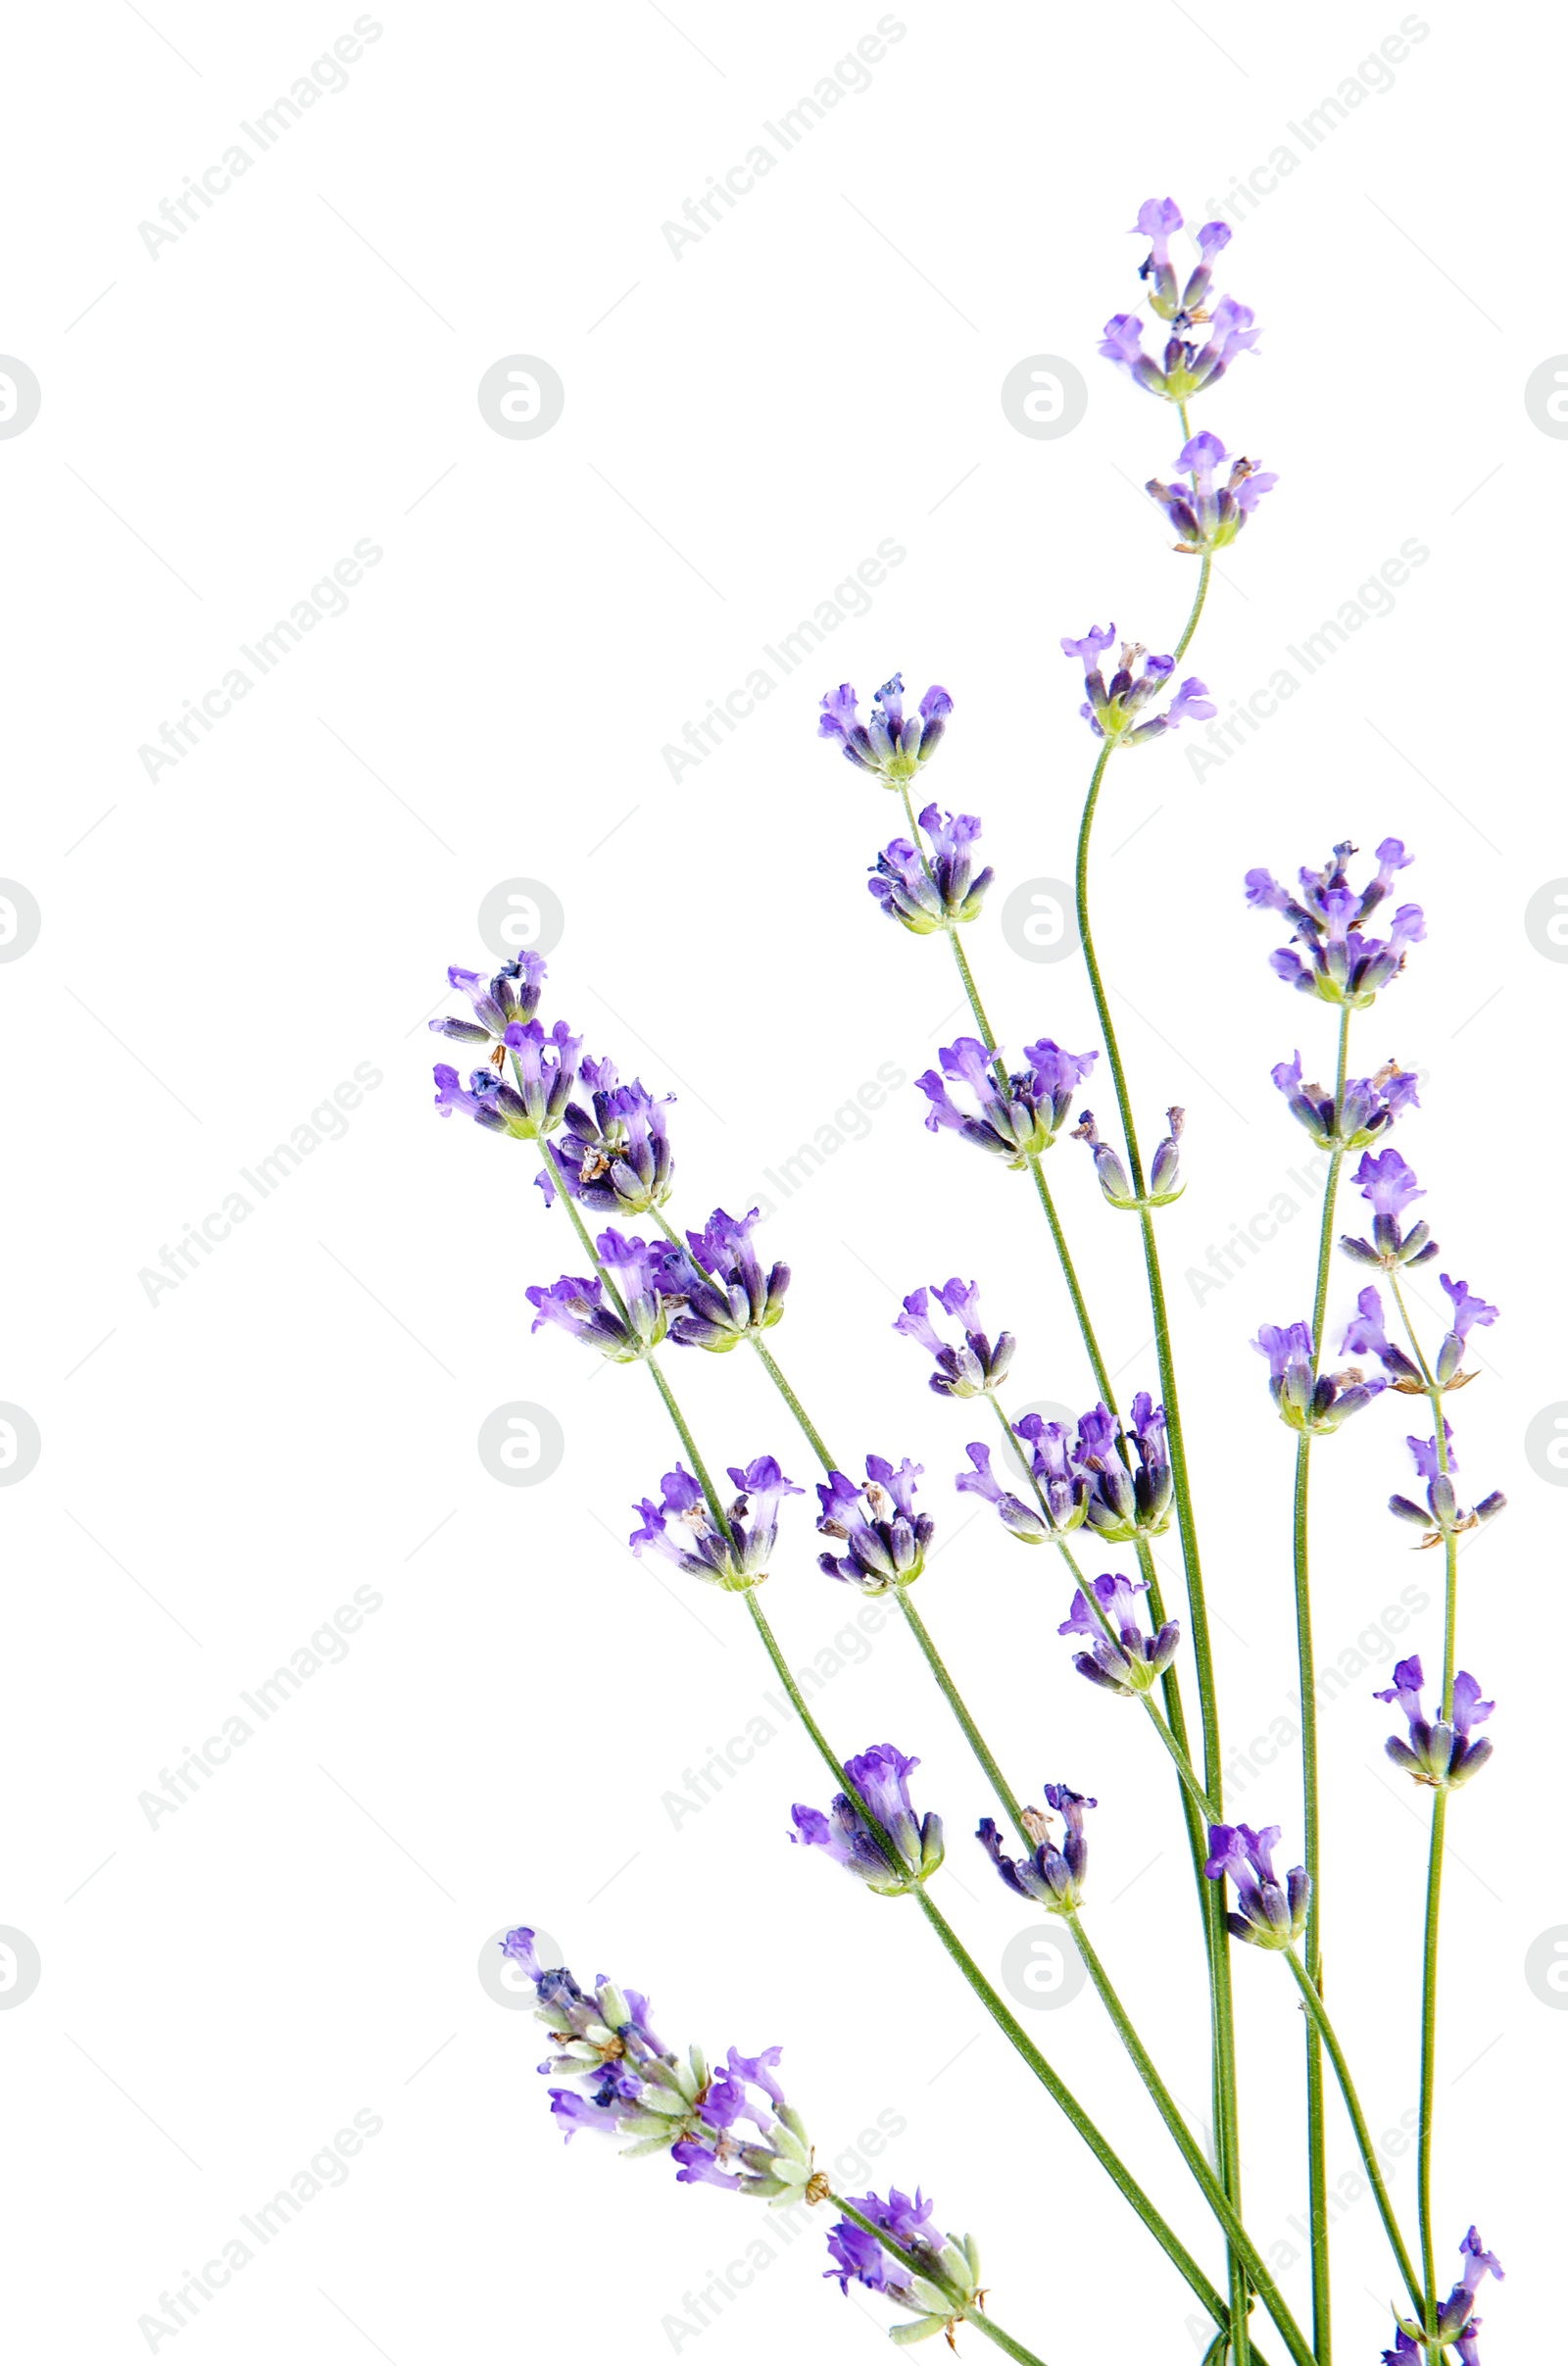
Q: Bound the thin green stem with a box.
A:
[645,1355,732,1538]
[1417,1775,1448,2341]
[1068,1923,1315,2366]
[895,1591,1029,1840]
[1173,551,1212,664]
[1283,1949,1425,2315]
[750,1336,837,1473]
[1295,998,1351,2364]
[913,1890,1229,2332]
[825,2196,1051,2366]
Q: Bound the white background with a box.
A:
[1,2,1556,2358]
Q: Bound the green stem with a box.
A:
[826,2196,1051,2366]
[1295,999,1351,2363]
[645,1355,732,1538]
[913,1890,1229,2333]
[1417,1776,1448,2342]
[895,1591,1029,1841]
[1068,1923,1316,2366]
[750,1336,836,1473]
[1282,1949,1425,2315]
[1173,550,1212,664]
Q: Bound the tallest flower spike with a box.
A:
[1100,199,1260,404]
[817,674,953,788]
[1245,836,1425,1007]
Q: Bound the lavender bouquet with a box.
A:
[429,199,1501,2364]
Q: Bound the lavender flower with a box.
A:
[1133,199,1239,328]
[1392,2229,1503,2357]
[816,1457,934,1592]
[818,675,953,787]
[917,1036,1097,1167]
[1204,1823,1309,1950]
[1390,1428,1505,1545]
[1271,1051,1420,1151]
[662,1207,790,1353]
[1254,1319,1384,1434]
[869,807,993,934]
[1004,1415,1090,1535]
[1246,837,1425,1008]
[1340,1148,1439,1270]
[540,1057,674,1215]
[1374,1655,1494,1790]
[792,1745,945,1896]
[1100,297,1260,405]
[428,953,548,1045]
[630,1456,803,1593]
[1436,1272,1497,1388]
[1061,627,1216,746]
[894,1279,1014,1400]
[1070,1397,1175,1540]
[1058,1572,1181,1699]
[977,1784,1095,1915]
[526,1228,673,1360]
[955,1439,1064,1546]
[1073,1106,1185,1207]
[824,2188,984,2344]
[500,1930,820,2199]
[1147,432,1277,554]
[432,1017,582,1140]
[1341,1288,1424,1391]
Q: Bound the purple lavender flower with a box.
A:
[1392,2229,1503,2356]
[433,1016,582,1140]
[526,1228,673,1359]
[792,1744,945,1895]
[869,806,994,934]
[1067,1396,1175,1540]
[539,1057,674,1215]
[823,2187,984,2341]
[894,1279,1014,1400]
[1390,1426,1505,1545]
[1204,1823,1309,1949]
[1102,206,1259,405]
[630,1456,803,1592]
[1341,1287,1424,1391]
[1340,1148,1439,1271]
[1134,199,1234,324]
[917,1036,1097,1167]
[819,675,953,787]
[1254,1318,1385,1434]
[1436,1272,1497,1388]
[1148,432,1277,554]
[978,1784,1096,1915]
[1271,1051,1420,1151]
[1058,1572,1181,1698]
[816,1457,934,1592]
[428,953,548,1046]
[954,1439,1060,1545]
[661,1206,790,1353]
[1061,627,1216,746]
[1374,1654,1494,1789]
[1246,837,1425,1009]
[1073,1107,1185,1207]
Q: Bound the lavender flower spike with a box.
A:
[526,1228,673,1360]
[1271,1050,1419,1152]
[1374,1655,1494,1790]
[1204,1822,1309,1949]
[1058,1572,1181,1699]
[791,1745,944,1896]
[1246,836,1425,1008]
[869,806,993,934]
[541,1057,674,1216]
[1340,1147,1439,1271]
[630,1456,803,1593]
[1341,1287,1424,1391]
[917,1035,1097,1167]
[428,952,547,1045]
[1148,432,1277,554]
[662,1206,790,1353]
[1392,2228,1503,2357]
[1101,294,1260,406]
[500,1930,819,2200]
[1061,627,1216,747]
[818,675,953,788]
[824,2186,986,2345]
[1254,1318,1384,1434]
[816,1457,934,1592]
[894,1279,1014,1400]
[1389,1427,1505,1546]
[1073,1107,1185,1208]
[1436,1272,1498,1388]
[1069,1396,1174,1540]
[432,1016,582,1140]
[978,1784,1096,1916]
[954,1440,1055,1546]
